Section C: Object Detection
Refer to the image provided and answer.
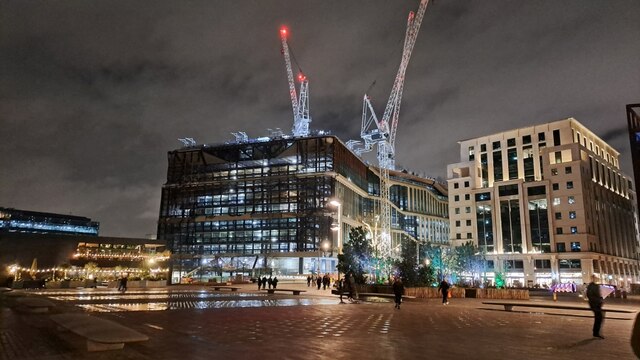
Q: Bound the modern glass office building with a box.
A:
[0,207,99,236]
[448,118,640,288]
[157,135,449,284]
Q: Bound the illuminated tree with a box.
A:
[337,227,372,284]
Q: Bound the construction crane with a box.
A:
[280,26,311,137]
[359,0,430,259]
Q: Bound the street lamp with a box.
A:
[329,200,342,254]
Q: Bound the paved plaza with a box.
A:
[1,283,638,360]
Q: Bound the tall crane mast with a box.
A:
[359,0,430,259]
[280,27,311,137]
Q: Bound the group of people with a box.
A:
[306,274,332,290]
[337,273,359,303]
[117,274,128,292]
[256,275,278,290]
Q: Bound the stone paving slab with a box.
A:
[1,287,637,360]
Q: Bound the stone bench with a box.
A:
[212,286,240,291]
[358,293,416,300]
[482,301,635,314]
[266,288,306,295]
[15,297,56,313]
[51,313,149,352]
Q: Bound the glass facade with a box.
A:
[158,136,449,283]
[0,208,99,236]
[500,199,522,253]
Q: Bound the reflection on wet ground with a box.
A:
[29,288,346,312]
[75,298,340,312]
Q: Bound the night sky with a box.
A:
[1,0,639,238]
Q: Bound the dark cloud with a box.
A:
[1,0,639,237]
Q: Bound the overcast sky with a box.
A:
[1,0,639,238]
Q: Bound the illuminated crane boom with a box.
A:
[280,27,311,137]
[360,0,430,259]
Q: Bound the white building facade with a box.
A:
[447,118,640,288]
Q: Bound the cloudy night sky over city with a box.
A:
[1,0,638,238]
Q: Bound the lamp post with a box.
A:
[329,200,342,254]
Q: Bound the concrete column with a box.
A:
[524,256,535,287]
[580,258,594,285]
[298,257,304,275]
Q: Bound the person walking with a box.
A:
[348,273,358,301]
[307,275,312,287]
[257,277,262,290]
[438,279,450,305]
[268,276,273,289]
[338,278,346,304]
[272,276,279,289]
[392,277,405,309]
[316,276,322,290]
[586,275,605,339]
[261,276,267,290]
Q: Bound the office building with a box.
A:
[0,207,99,236]
[447,118,640,288]
[157,135,449,284]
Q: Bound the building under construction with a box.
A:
[157,135,448,284]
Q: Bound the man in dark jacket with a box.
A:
[438,279,450,305]
[586,275,604,339]
[392,277,404,309]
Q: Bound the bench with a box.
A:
[212,286,240,291]
[266,288,306,295]
[358,292,416,300]
[15,297,56,313]
[51,313,149,352]
[482,301,636,314]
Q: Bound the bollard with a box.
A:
[553,291,557,302]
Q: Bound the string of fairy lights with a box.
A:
[7,265,169,274]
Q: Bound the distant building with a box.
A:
[447,118,640,288]
[0,232,167,284]
[627,104,640,222]
[0,207,99,236]
[157,135,449,284]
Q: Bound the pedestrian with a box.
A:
[119,274,128,292]
[316,276,322,290]
[322,274,328,290]
[392,277,404,309]
[586,275,605,339]
[268,276,273,289]
[257,277,262,290]
[261,276,267,290]
[348,273,358,301]
[338,278,346,304]
[307,275,312,287]
[272,276,279,289]
[438,279,450,305]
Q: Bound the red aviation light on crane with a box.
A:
[280,27,288,37]
[297,73,306,82]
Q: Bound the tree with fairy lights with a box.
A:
[337,227,372,285]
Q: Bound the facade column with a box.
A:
[580,258,594,285]
[524,256,535,287]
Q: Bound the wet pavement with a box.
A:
[1,283,638,360]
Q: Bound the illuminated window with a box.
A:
[553,197,561,206]
[571,242,581,252]
[551,168,558,176]
[571,226,578,234]
[568,196,575,204]
[569,211,576,219]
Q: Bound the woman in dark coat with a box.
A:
[392,277,404,309]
